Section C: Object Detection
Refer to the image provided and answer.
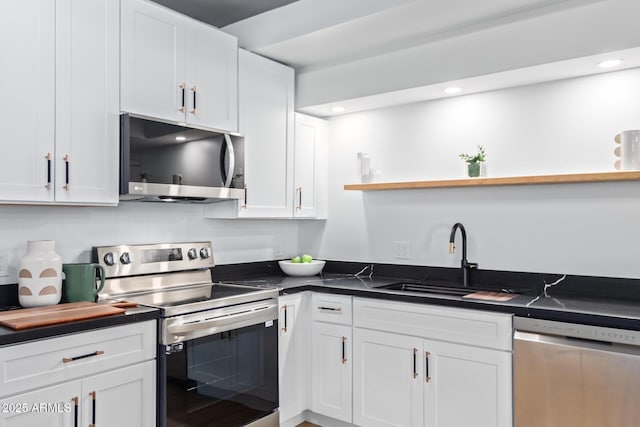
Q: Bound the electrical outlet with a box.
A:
[273,238,283,257]
[394,241,411,259]
[0,250,8,277]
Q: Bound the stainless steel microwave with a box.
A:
[119,114,245,203]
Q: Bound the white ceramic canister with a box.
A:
[18,240,62,307]
[620,130,640,170]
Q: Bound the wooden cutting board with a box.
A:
[0,302,125,330]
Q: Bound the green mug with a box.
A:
[62,263,106,303]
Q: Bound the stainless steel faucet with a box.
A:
[449,223,478,287]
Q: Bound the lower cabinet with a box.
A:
[0,361,155,427]
[0,321,157,427]
[279,293,309,425]
[353,328,512,427]
[311,322,352,423]
[353,328,423,427]
[280,294,513,427]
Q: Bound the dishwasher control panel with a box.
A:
[514,317,640,347]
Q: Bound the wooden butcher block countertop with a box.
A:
[0,302,126,330]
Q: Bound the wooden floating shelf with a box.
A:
[344,171,640,191]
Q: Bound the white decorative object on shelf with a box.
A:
[18,240,62,307]
[620,130,640,170]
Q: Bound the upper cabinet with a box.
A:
[294,113,328,219]
[121,0,238,133]
[205,55,328,219]
[0,0,119,205]
[206,49,294,218]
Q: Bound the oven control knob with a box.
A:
[103,252,115,266]
[199,248,210,259]
[120,252,131,265]
[187,248,198,260]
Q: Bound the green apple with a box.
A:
[301,254,313,263]
[291,256,302,263]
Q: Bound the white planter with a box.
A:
[18,240,62,307]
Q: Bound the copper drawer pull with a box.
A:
[342,336,347,364]
[62,350,104,363]
[413,348,418,379]
[317,306,342,312]
[281,305,288,332]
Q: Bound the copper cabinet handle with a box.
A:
[89,391,96,427]
[72,396,78,427]
[62,350,104,363]
[63,154,70,190]
[317,306,342,312]
[45,153,52,189]
[241,185,247,208]
[342,336,347,364]
[179,83,185,112]
[413,348,418,379]
[281,305,287,332]
[190,85,197,115]
[425,351,431,383]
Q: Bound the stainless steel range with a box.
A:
[93,242,279,427]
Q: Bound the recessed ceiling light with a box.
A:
[598,59,623,69]
[332,106,346,113]
[175,136,186,141]
[444,87,462,94]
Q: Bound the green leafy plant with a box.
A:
[458,145,486,164]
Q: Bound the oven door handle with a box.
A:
[167,302,278,335]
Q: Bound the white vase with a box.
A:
[18,240,62,307]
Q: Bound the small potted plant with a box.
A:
[459,145,487,177]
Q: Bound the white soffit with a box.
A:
[298,47,640,117]
[222,0,415,53]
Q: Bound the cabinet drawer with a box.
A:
[353,298,512,351]
[312,294,352,325]
[0,320,156,398]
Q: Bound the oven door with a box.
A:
[158,319,279,427]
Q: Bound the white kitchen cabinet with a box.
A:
[353,328,423,427]
[353,297,513,427]
[423,339,511,427]
[0,321,156,426]
[121,0,238,132]
[279,293,309,425]
[0,362,155,427]
[80,361,156,427]
[0,0,119,205]
[293,113,328,218]
[205,49,294,218]
[311,322,352,423]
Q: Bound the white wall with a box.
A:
[306,67,640,278]
[0,202,298,285]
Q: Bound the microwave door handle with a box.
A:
[222,133,235,188]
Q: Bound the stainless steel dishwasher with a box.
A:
[514,317,640,427]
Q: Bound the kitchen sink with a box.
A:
[378,282,489,297]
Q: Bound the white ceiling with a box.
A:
[160,0,640,116]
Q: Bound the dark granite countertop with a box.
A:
[0,305,160,347]
[221,270,640,331]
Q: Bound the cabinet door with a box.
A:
[279,294,308,424]
[293,113,328,218]
[121,0,186,123]
[81,361,156,427]
[424,339,512,427]
[0,380,79,427]
[0,0,55,203]
[237,49,294,218]
[55,0,119,205]
[311,322,352,423]
[186,19,238,132]
[353,328,423,427]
